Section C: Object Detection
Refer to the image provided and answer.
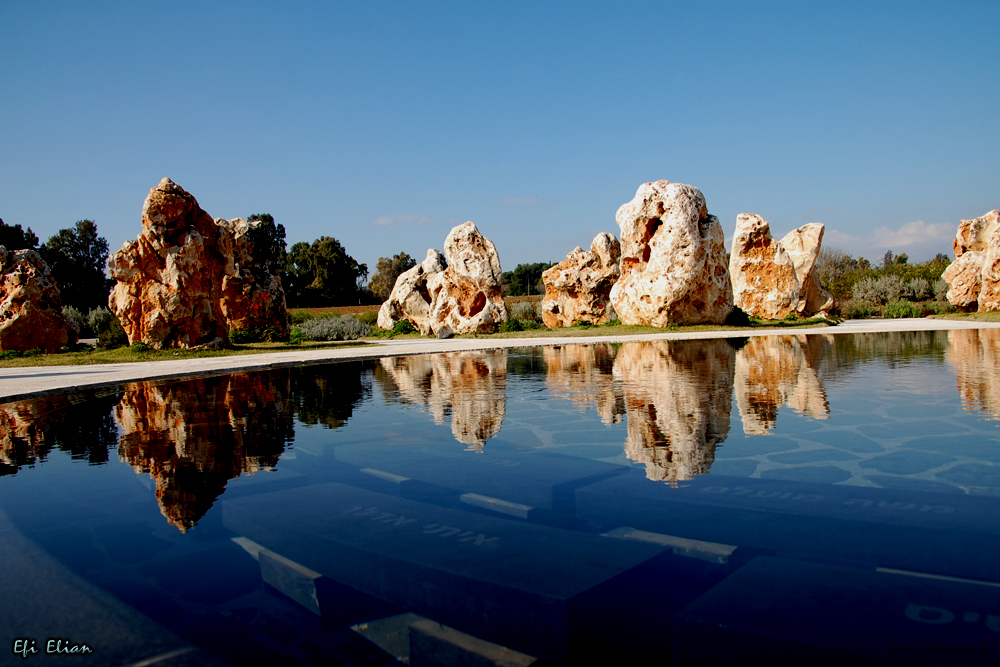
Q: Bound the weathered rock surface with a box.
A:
[216,217,290,338]
[378,222,507,335]
[0,248,74,352]
[730,214,833,319]
[609,181,732,326]
[943,210,1000,311]
[734,335,831,435]
[613,340,733,482]
[109,179,230,348]
[541,233,620,327]
[377,350,507,451]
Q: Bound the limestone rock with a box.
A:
[541,233,620,327]
[613,340,734,482]
[0,248,74,352]
[943,211,1000,311]
[108,178,230,349]
[216,217,290,338]
[379,223,508,335]
[609,181,732,326]
[729,214,833,319]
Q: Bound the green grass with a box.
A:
[928,311,1000,322]
[0,340,372,368]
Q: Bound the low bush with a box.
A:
[508,300,542,323]
[287,326,308,345]
[909,278,931,301]
[884,299,922,318]
[602,318,622,327]
[130,342,152,353]
[98,316,128,349]
[298,315,371,341]
[934,279,950,301]
[62,306,88,337]
[354,309,380,326]
[289,311,314,325]
[926,300,956,315]
[499,318,524,332]
[725,306,753,327]
[853,275,910,304]
[87,307,116,336]
[229,327,285,344]
[842,299,878,319]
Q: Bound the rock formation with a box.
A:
[0,248,75,352]
[378,350,507,451]
[613,340,734,482]
[734,335,832,435]
[947,328,1000,420]
[378,222,508,335]
[544,344,624,425]
[943,210,1000,311]
[116,371,292,531]
[541,233,620,327]
[216,217,290,338]
[609,181,732,326]
[108,179,231,348]
[729,214,833,319]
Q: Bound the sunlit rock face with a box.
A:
[116,372,292,531]
[734,335,832,435]
[0,248,74,352]
[943,210,1000,311]
[730,214,833,319]
[543,344,624,425]
[541,233,621,327]
[613,340,734,482]
[610,181,732,326]
[379,223,507,335]
[947,328,1000,420]
[216,217,290,338]
[108,178,231,349]
[379,350,507,451]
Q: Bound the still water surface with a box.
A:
[2,330,1000,665]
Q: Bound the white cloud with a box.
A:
[869,220,954,248]
[824,221,954,261]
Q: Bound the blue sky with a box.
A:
[2,1,998,275]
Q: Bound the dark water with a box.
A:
[2,330,1000,665]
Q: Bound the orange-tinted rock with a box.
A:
[953,210,999,258]
[108,178,230,348]
[541,233,620,327]
[613,340,734,482]
[610,181,732,326]
[0,248,74,352]
[378,250,447,334]
[943,210,1000,312]
[216,217,289,338]
[730,214,833,319]
[943,251,984,310]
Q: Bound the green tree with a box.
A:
[284,236,368,307]
[41,219,112,311]
[245,213,287,283]
[0,218,39,250]
[369,252,417,301]
[501,262,555,296]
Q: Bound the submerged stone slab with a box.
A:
[222,482,668,662]
[673,556,1000,666]
[576,470,1000,583]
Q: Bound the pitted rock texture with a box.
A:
[944,211,1000,311]
[216,217,289,338]
[541,233,620,327]
[0,248,74,352]
[729,214,833,319]
[378,222,507,335]
[108,178,230,348]
[609,181,732,326]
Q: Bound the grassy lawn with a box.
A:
[0,340,372,368]
[927,311,1000,322]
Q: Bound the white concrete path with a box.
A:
[2,318,998,403]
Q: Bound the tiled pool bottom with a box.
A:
[2,330,1000,665]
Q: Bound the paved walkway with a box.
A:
[1,318,998,403]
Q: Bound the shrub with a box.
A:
[573,320,594,328]
[354,309,380,326]
[852,275,909,304]
[602,318,621,327]
[908,278,931,301]
[229,327,284,344]
[926,300,956,315]
[884,299,922,319]
[87,307,116,336]
[391,319,417,335]
[298,315,372,341]
[499,318,524,333]
[842,299,878,319]
[934,279,950,301]
[290,311,314,325]
[229,329,253,344]
[130,341,152,353]
[508,300,542,323]
[98,316,128,349]
[725,306,753,327]
[62,305,88,336]
[287,326,308,345]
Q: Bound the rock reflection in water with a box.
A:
[544,344,624,424]
[0,391,120,477]
[378,350,507,451]
[734,335,832,435]
[947,328,1000,420]
[117,371,293,531]
[613,340,735,482]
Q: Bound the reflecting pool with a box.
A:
[2,330,1000,665]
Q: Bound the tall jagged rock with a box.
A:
[609,181,732,326]
[0,248,75,352]
[729,214,833,319]
[943,210,1000,311]
[378,222,508,335]
[108,178,230,348]
[541,233,620,327]
[216,217,290,338]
